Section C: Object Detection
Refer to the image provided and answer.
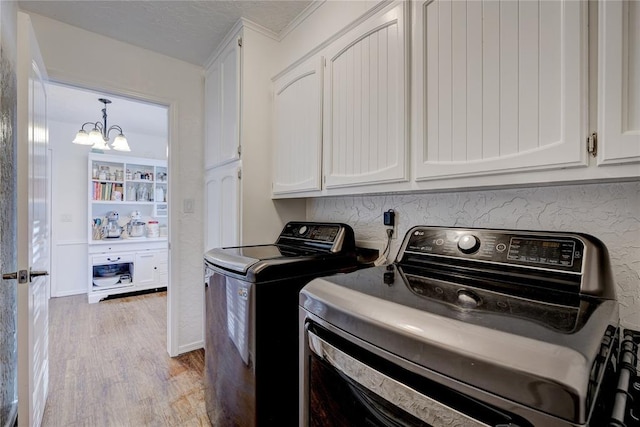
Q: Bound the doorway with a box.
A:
[47,82,169,300]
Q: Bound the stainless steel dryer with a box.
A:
[204,221,357,426]
[299,225,624,427]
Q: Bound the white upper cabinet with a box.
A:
[205,30,241,170]
[272,57,323,195]
[413,0,587,180]
[598,0,640,165]
[323,1,409,189]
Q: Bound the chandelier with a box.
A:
[72,98,130,151]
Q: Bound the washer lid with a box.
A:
[205,245,285,273]
[204,244,328,274]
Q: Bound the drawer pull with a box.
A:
[107,257,121,262]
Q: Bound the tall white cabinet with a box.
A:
[204,21,305,252]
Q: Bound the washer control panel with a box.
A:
[281,222,340,242]
[277,222,355,253]
[401,226,585,273]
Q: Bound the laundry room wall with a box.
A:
[26,12,205,355]
[307,181,640,330]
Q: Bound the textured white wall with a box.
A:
[26,13,204,355]
[308,181,640,329]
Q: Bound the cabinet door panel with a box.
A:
[598,0,640,165]
[205,63,222,170]
[323,2,408,189]
[134,252,156,285]
[414,0,586,180]
[272,57,323,194]
[220,41,240,165]
[205,35,241,169]
[205,165,240,251]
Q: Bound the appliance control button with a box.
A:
[458,234,480,253]
[457,290,481,308]
[383,271,395,285]
[298,225,308,235]
[495,243,507,252]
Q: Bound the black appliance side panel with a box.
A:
[254,276,312,427]
[205,272,256,427]
[205,270,314,427]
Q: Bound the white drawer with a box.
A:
[92,253,135,265]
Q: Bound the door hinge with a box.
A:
[323,175,326,184]
[238,169,242,180]
[237,145,242,157]
[238,38,242,47]
[587,132,597,157]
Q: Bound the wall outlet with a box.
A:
[383,209,397,239]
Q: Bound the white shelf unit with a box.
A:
[88,153,168,303]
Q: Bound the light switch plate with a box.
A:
[183,198,194,213]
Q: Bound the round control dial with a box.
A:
[457,290,481,308]
[458,234,480,254]
[298,225,308,235]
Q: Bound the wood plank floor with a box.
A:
[42,291,209,426]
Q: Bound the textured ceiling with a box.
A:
[17,0,314,66]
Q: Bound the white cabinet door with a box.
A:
[323,2,408,189]
[205,32,241,169]
[204,62,222,170]
[272,57,323,195]
[413,0,587,180]
[134,251,156,286]
[598,0,640,165]
[204,164,240,251]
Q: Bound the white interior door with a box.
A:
[17,12,49,427]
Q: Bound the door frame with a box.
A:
[47,77,179,355]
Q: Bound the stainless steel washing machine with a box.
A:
[299,225,628,427]
[204,221,358,426]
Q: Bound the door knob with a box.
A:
[29,270,49,282]
[2,270,28,283]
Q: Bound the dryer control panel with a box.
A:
[396,225,616,299]
[277,222,355,253]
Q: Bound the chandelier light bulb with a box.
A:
[92,136,110,151]
[72,129,92,145]
[112,134,131,152]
